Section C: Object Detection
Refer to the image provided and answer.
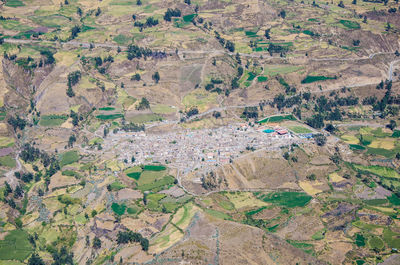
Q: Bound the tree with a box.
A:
[387,120,397,130]
[338,1,345,7]
[264,29,271,39]
[4,181,12,196]
[28,253,45,265]
[184,0,191,5]
[71,25,80,39]
[95,7,101,16]
[136,0,142,5]
[131,73,141,81]
[314,134,327,146]
[66,87,75,97]
[152,72,160,83]
[325,123,337,133]
[93,237,102,249]
[279,10,286,18]
[352,0,356,4]
[77,7,82,17]
[283,152,290,160]
[306,174,316,181]
[131,156,136,163]
[225,40,235,52]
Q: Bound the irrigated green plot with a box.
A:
[111,202,126,216]
[39,114,68,127]
[5,0,25,7]
[258,114,296,124]
[128,114,161,123]
[0,230,33,261]
[353,164,400,179]
[59,150,79,167]
[259,191,312,208]
[98,107,115,111]
[288,126,312,134]
[151,104,176,114]
[96,114,124,120]
[0,137,14,148]
[137,175,175,192]
[263,65,303,77]
[301,75,336,84]
[109,181,126,191]
[339,19,360,29]
[368,235,384,250]
[0,155,16,168]
[144,165,166,171]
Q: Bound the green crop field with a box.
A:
[391,130,400,138]
[366,147,396,158]
[354,164,400,179]
[204,208,232,220]
[98,107,116,111]
[183,14,197,22]
[96,114,124,120]
[257,76,268,82]
[111,202,126,216]
[5,0,25,7]
[144,165,166,171]
[349,144,366,150]
[137,175,175,192]
[59,150,79,167]
[288,126,312,134]
[301,75,336,84]
[339,20,360,29]
[387,194,400,205]
[0,230,32,261]
[0,112,5,121]
[127,172,141,180]
[0,155,16,168]
[259,191,312,208]
[368,235,384,250]
[355,233,366,247]
[258,114,296,124]
[109,181,126,191]
[39,115,68,126]
[286,240,314,255]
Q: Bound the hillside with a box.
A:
[1,0,400,264]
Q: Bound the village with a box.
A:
[84,122,308,175]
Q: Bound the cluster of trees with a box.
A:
[134,17,159,29]
[272,93,302,110]
[131,73,141,81]
[120,122,145,132]
[136,97,150,110]
[214,31,235,52]
[267,43,289,56]
[186,107,199,117]
[70,25,80,39]
[8,115,27,131]
[116,230,149,251]
[20,143,60,179]
[242,106,258,119]
[66,71,81,97]
[40,50,55,65]
[126,44,153,60]
[50,246,74,265]
[164,8,181,21]
[28,253,45,265]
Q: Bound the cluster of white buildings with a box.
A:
[87,123,298,174]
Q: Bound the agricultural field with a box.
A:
[1,0,400,264]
